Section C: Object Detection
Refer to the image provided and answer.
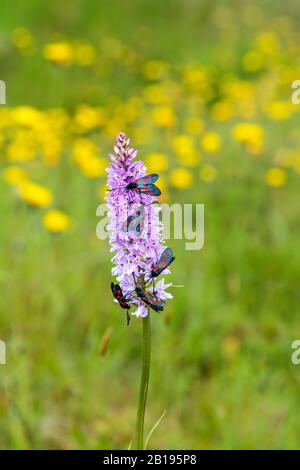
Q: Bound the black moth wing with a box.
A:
[111,282,131,310]
[136,287,164,312]
[151,247,175,277]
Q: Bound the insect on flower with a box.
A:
[107,132,173,320]
[150,247,175,278]
[143,248,175,294]
[121,205,145,236]
[109,174,161,197]
[133,274,164,313]
[111,282,131,325]
[121,202,159,236]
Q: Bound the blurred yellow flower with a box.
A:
[7,129,38,161]
[43,41,73,65]
[264,101,292,121]
[43,210,71,233]
[79,157,106,178]
[255,32,280,55]
[72,138,98,162]
[42,137,62,167]
[232,123,264,155]
[2,166,27,185]
[171,134,200,166]
[145,153,169,172]
[170,168,193,189]
[211,100,233,122]
[74,105,105,131]
[19,181,53,208]
[172,134,193,154]
[151,106,176,128]
[11,27,35,52]
[265,168,287,187]
[242,50,264,72]
[201,132,221,153]
[183,64,205,86]
[200,164,217,183]
[12,106,42,127]
[184,117,204,135]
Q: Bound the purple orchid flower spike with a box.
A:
[106,132,174,450]
[106,132,173,319]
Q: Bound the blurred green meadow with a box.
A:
[1,0,300,449]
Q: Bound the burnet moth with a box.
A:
[133,273,164,313]
[109,174,161,197]
[111,282,131,325]
[121,202,158,236]
[121,205,145,236]
[135,286,164,312]
[151,247,175,278]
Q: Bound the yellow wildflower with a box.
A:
[12,107,42,127]
[78,157,106,178]
[201,132,221,154]
[232,123,264,155]
[74,105,105,131]
[211,101,233,122]
[170,168,193,189]
[145,153,169,172]
[19,181,53,208]
[172,135,193,154]
[264,101,292,121]
[151,106,176,128]
[43,41,73,65]
[43,210,71,233]
[72,138,98,162]
[265,168,287,187]
[255,32,280,55]
[2,166,27,185]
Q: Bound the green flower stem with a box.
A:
[135,311,151,450]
